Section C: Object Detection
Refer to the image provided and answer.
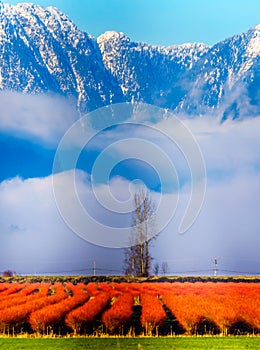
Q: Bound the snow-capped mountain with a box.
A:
[0,2,259,119]
[97,31,208,109]
[98,26,259,119]
[180,25,260,119]
[0,2,124,112]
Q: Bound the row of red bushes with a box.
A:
[0,281,259,335]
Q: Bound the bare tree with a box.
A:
[153,262,159,276]
[124,190,156,277]
[161,262,169,276]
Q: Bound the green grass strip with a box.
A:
[0,336,260,350]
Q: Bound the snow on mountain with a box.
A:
[180,25,260,119]
[0,2,124,112]
[246,24,260,59]
[0,2,259,119]
[97,31,209,109]
[98,25,259,120]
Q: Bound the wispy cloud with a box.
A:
[0,92,79,146]
[0,173,123,274]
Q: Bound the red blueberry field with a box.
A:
[0,280,259,336]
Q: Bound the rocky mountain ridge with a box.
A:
[0,2,259,120]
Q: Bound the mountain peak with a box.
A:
[97,31,130,44]
[252,24,260,31]
[9,2,41,11]
[247,24,260,58]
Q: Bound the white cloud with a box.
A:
[0,91,79,145]
[183,116,260,176]
[0,174,124,274]
[150,116,260,274]
[154,171,260,275]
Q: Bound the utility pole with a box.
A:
[93,259,96,277]
[214,256,218,277]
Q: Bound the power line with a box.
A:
[14,268,260,276]
[7,255,260,276]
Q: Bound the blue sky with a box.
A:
[4,0,260,46]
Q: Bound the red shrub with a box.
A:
[29,287,89,333]
[140,293,166,335]
[0,283,67,332]
[65,292,110,334]
[102,293,134,333]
